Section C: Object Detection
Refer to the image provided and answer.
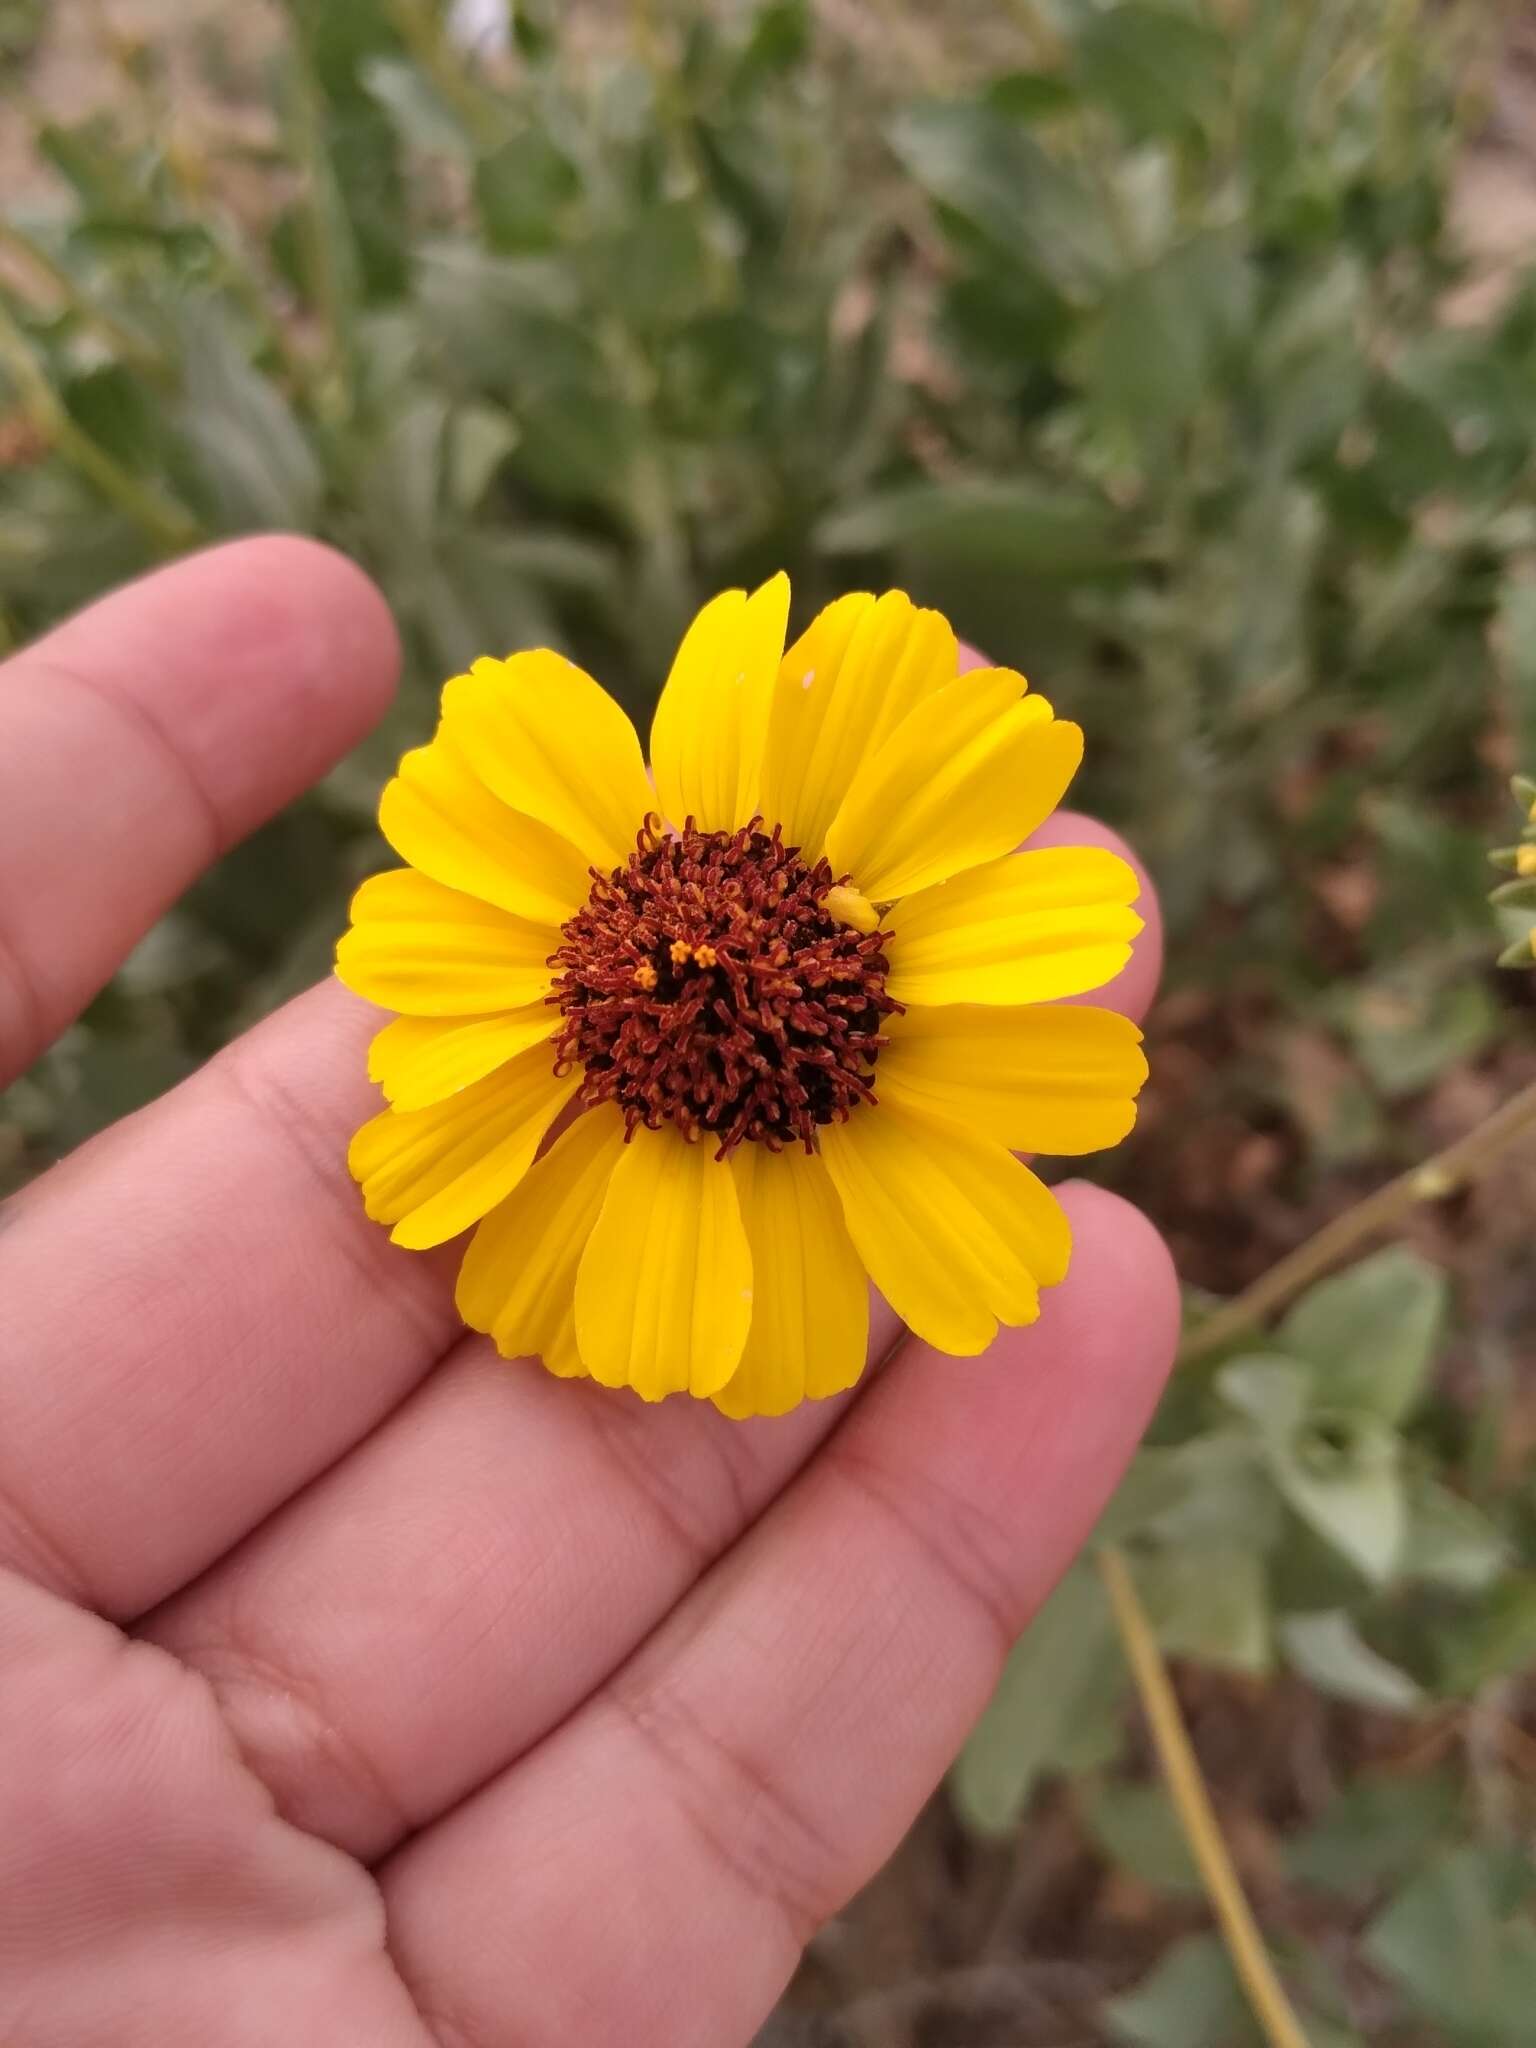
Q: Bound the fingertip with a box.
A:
[37,534,401,832]
[1055,1180,1181,1400]
[192,533,402,734]
[918,1182,1176,1454]
[843,1184,1178,1621]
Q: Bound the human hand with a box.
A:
[0,539,1179,2047]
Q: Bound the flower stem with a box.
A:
[1179,1075,1536,1368]
[0,295,199,554]
[1097,1545,1313,2048]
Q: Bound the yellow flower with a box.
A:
[338,579,1146,1416]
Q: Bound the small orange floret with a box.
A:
[633,961,659,991]
[694,943,719,968]
[669,939,693,966]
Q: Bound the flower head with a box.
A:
[338,579,1146,1416]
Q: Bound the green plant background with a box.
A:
[2,2,1534,2042]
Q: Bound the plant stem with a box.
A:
[0,296,198,554]
[1179,1075,1536,1367]
[1098,1546,1313,2048]
[284,53,351,420]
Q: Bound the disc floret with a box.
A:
[550,817,901,1157]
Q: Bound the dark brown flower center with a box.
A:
[549,817,901,1158]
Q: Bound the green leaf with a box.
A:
[1253,256,1370,462]
[1093,1446,1207,1545]
[37,118,148,214]
[1116,1430,1283,1552]
[506,384,639,507]
[1340,973,1499,1100]
[736,0,811,81]
[447,403,519,513]
[1105,1936,1260,2048]
[1366,1847,1536,2041]
[1134,1545,1271,1675]
[63,365,170,473]
[474,132,581,253]
[362,56,470,157]
[1082,1780,1202,1897]
[816,478,1119,575]
[68,217,220,275]
[1074,230,1253,440]
[1070,4,1230,142]
[1287,1770,1463,1902]
[1435,1574,1536,1696]
[173,308,322,530]
[1222,477,1325,712]
[1218,1355,1312,1436]
[890,100,1118,297]
[1498,576,1536,770]
[1279,1246,1448,1423]
[1219,1355,1407,1580]
[1366,796,1500,951]
[1280,1425,1407,1584]
[983,69,1079,122]
[417,241,585,384]
[948,1563,1126,1838]
[1279,1610,1422,1713]
[596,200,713,329]
[1401,1477,1510,1593]
[356,394,449,547]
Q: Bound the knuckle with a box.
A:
[607,1667,836,1953]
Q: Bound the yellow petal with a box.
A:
[368,1006,557,1111]
[649,573,791,833]
[379,736,594,926]
[336,869,558,1016]
[878,1003,1147,1154]
[574,1124,752,1400]
[712,1145,869,1419]
[439,649,655,873]
[457,1106,625,1376]
[348,1043,578,1250]
[759,589,956,862]
[820,1103,1071,1355]
[824,669,1083,900]
[885,846,1143,1007]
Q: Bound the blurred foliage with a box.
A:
[1491,772,1536,963]
[0,0,42,69]
[3,1,1536,2042]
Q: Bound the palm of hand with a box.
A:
[0,540,1177,2048]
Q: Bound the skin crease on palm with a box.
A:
[0,537,1180,2048]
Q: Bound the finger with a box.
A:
[140,814,1161,1864]
[0,1567,432,2048]
[141,1308,900,1860]
[380,1186,1179,2048]
[0,982,461,1617]
[0,535,398,1086]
